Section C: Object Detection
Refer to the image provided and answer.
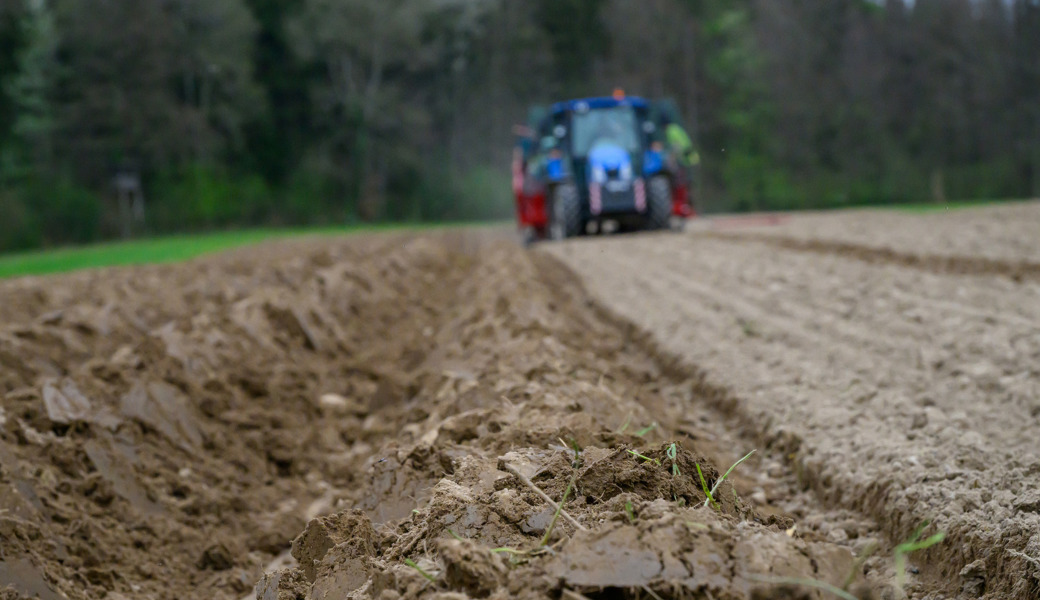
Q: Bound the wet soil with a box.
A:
[0,230,880,600]
[547,204,1040,599]
[4,203,1037,600]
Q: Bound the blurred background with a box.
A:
[0,0,1037,252]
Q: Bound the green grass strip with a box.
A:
[0,221,503,279]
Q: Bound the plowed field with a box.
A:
[2,202,1039,600]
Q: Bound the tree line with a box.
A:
[0,0,1037,251]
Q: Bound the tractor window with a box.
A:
[571,106,640,157]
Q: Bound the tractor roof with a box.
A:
[549,96,649,115]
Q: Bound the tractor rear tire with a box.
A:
[647,176,672,230]
[549,184,581,241]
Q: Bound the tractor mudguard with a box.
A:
[642,149,666,177]
[546,157,569,183]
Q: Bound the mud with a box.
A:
[4,204,1036,600]
[547,205,1040,599]
[1,230,883,600]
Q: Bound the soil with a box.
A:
[2,202,1039,600]
[702,200,1040,273]
[547,201,1040,599]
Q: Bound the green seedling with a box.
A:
[753,521,944,599]
[558,437,583,467]
[403,558,437,583]
[625,501,636,524]
[627,449,660,466]
[841,540,878,591]
[894,522,945,588]
[695,462,718,509]
[447,529,465,541]
[541,468,578,547]
[667,443,680,477]
[704,449,756,508]
[634,422,657,437]
[617,413,633,434]
[749,575,858,600]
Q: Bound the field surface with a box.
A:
[1,203,1039,600]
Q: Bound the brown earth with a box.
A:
[547,203,1040,600]
[2,203,1038,600]
[704,200,1040,264]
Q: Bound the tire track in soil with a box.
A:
[704,231,1040,283]
[545,233,1040,600]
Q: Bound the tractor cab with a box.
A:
[513,94,693,243]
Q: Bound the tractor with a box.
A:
[512,93,694,244]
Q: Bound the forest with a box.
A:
[0,0,1037,251]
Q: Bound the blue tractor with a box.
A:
[512,94,693,242]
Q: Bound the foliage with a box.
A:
[0,0,1038,252]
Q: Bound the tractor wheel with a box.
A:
[647,176,672,230]
[520,226,538,248]
[549,184,581,241]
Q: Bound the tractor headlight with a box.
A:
[591,165,607,183]
[620,163,633,180]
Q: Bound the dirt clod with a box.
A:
[5,209,1032,600]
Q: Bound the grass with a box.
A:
[706,450,755,507]
[894,522,946,588]
[540,471,577,547]
[667,443,680,477]
[403,558,437,583]
[0,221,502,279]
[754,521,945,599]
[633,422,657,438]
[627,449,660,466]
[695,462,718,510]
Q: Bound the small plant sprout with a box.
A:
[627,449,660,466]
[625,501,636,524]
[490,546,530,565]
[541,467,580,547]
[695,462,718,509]
[617,413,633,434]
[558,437,583,466]
[704,449,756,508]
[841,540,878,591]
[894,521,946,588]
[634,422,658,438]
[667,443,680,477]
[404,558,437,583]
